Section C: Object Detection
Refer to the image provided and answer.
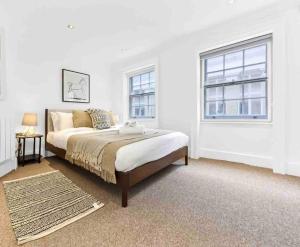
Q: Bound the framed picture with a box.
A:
[62,69,90,103]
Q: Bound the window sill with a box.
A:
[200,119,273,125]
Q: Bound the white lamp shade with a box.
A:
[22,113,38,126]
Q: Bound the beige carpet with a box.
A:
[1,158,300,246]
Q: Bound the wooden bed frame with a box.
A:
[45,109,188,207]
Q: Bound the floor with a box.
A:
[1,157,300,247]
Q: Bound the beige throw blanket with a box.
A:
[65,130,170,184]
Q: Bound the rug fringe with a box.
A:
[3,170,59,184]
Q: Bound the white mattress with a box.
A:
[47,127,189,172]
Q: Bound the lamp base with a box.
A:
[23,127,36,136]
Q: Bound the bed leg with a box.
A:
[119,172,129,207]
[122,188,128,207]
[184,147,189,165]
[185,155,189,166]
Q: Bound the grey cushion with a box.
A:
[87,108,111,129]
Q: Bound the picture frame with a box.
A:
[62,69,90,103]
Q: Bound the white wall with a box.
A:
[285,8,300,176]
[0,9,112,157]
[110,4,300,176]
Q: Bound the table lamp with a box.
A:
[22,113,37,136]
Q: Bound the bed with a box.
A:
[45,109,189,207]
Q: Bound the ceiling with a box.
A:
[0,0,294,64]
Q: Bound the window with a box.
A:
[200,34,272,120]
[128,68,155,119]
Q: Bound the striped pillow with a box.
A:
[87,108,111,129]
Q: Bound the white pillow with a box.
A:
[50,112,60,132]
[56,112,73,130]
[51,112,74,131]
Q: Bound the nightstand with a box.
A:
[16,134,43,166]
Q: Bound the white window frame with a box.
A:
[123,63,159,123]
[199,34,273,123]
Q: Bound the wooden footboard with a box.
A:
[116,146,188,207]
[45,109,188,207]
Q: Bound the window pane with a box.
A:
[206,56,223,73]
[216,102,224,115]
[225,51,243,69]
[224,100,242,116]
[206,102,216,116]
[131,75,141,92]
[140,95,148,106]
[206,87,223,101]
[251,99,262,115]
[144,86,155,94]
[131,107,140,117]
[206,71,224,85]
[131,96,140,106]
[206,101,224,116]
[224,84,242,100]
[132,75,140,85]
[241,101,248,115]
[244,45,266,65]
[242,99,266,116]
[149,106,155,117]
[244,81,266,98]
[149,71,155,83]
[243,63,266,80]
[141,73,149,84]
[132,85,140,92]
[250,98,266,115]
[149,94,155,105]
[141,83,150,90]
[140,106,146,117]
[148,83,155,92]
[224,68,243,83]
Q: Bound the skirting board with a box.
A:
[198,148,273,170]
[45,150,55,157]
[286,162,300,177]
[0,159,17,177]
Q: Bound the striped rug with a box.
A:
[3,170,104,245]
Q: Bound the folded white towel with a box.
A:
[119,125,145,134]
[124,121,137,127]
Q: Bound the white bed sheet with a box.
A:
[47,127,189,172]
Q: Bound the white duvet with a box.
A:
[47,127,189,172]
